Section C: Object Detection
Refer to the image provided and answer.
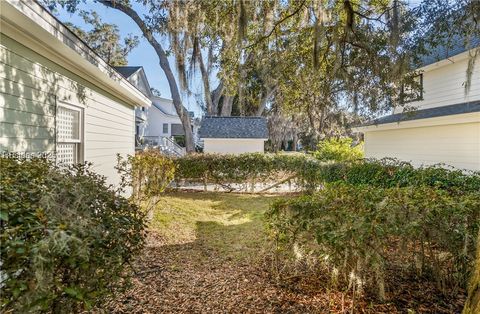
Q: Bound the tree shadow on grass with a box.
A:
[126,192,467,314]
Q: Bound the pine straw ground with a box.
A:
[103,192,465,313]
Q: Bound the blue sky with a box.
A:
[54,2,203,115]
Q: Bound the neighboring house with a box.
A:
[0,0,151,186]
[113,66,152,141]
[355,39,480,171]
[114,66,190,155]
[147,96,186,139]
[199,116,268,154]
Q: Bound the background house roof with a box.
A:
[362,101,480,126]
[114,66,143,78]
[199,116,268,139]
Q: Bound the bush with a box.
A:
[318,158,480,193]
[116,150,176,202]
[172,153,480,193]
[173,153,320,190]
[0,157,146,312]
[266,183,480,300]
[313,137,364,162]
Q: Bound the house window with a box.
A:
[57,104,83,165]
[163,123,169,134]
[401,74,423,103]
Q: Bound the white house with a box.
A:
[0,0,151,185]
[355,40,480,171]
[147,96,187,139]
[199,116,268,154]
[114,67,190,140]
[114,66,192,155]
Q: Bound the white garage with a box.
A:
[199,116,268,154]
[355,40,480,171]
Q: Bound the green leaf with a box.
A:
[0,210,8,221]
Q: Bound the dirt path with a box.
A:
[102,192,465,313]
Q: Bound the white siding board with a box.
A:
[398,56,480,113]
[1,93,55,116]
[1,34,136,186]
[203,138,266,154]
[0,106,55,127]
[364,122,480,170]
[0,137,55,152]
[0,122,54,138]
[1,60,134,119]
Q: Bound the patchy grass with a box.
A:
[150,191,281,262]
[106,191,466,313]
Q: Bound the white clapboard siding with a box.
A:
[203,138,266,154]
[364,122,480,171]
[1,34,136,186]
[404,56,480,111]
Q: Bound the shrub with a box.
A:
[313,137,364,162]
[266,183,480,300]
[317,158,480,193]
[116,150,176,202]
[173,153,320,191]
[0,157,146,312]
[172,153,480,193]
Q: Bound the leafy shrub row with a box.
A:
[266,183,480,301]
[172,153,480,193]
[0,157,146,312]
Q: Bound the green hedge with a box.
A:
[0,157,146,312]
[172,153,480,192]
[313,137,363,162]
[266,183,480,301]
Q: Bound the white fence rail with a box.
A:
[137,136,186,157]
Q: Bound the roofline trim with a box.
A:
[1,0,151,108]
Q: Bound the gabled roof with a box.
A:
[114,66,142,78]
[361,101,480,127]
[114,65,153,98]
[152,103,178,117]
[199,116,268,139]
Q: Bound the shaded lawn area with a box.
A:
[104,192,465,313]
[149,191,274,263]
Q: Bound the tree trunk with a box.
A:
[212,81,224,116]
[99,0,195,153]
[194,37,214,115]
[256,86,277,116]
[221,95,234,116]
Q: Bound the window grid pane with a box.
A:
[57,143,77,165]
[57,106,80,142]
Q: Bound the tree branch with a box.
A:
[245,0,307,50]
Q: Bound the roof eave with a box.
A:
[417,49,473,72]
[1,0,151,108]
[354,111,479,132]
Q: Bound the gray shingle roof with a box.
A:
[113,66,142,79]
[420,36,480,67]
[362,101,480,126]
[199,116,268,139]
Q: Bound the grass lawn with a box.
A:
[150,191,281,263]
